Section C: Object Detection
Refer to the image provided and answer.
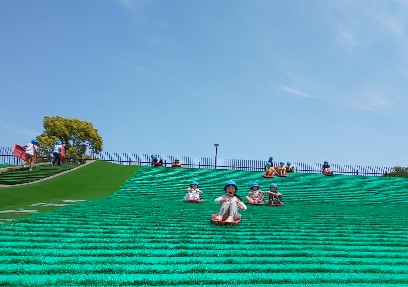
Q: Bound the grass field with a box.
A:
[0,161,139,221]
[0,165,407,286]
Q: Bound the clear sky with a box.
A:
[1,0,408,167]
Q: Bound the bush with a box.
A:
[384,166,408,177]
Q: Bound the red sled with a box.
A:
[13,144,26,161]
[267,202,283,206]
[211,214,241,226]
[153,162,163,166]
[247,200,264,205]
[275,167,288,177]
[276,173,287,177]
[263,173,275,178]
[185,198,202,203]
[171,164,182,168]
[322,171,333,176]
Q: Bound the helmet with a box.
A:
[224,180,238,191]
[31,139,39,144]
[175,158,180,161]
[250,182,259,189]
[269,183,278,189]
[280,162,284,165]
[324,160,329,163]
[190,181,199,187]
[266,162,272,167]
[150,154,155,158]
[56,140,62,145]
[287,162,292,165]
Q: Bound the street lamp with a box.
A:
[214,143,219,169]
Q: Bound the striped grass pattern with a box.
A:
[0,166,407,286]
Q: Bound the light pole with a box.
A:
[214,143,219,169]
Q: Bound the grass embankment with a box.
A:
[0,163,79,185]
[0,161,139,221]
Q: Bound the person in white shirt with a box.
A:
[23,139,39,171]
[214,180,247,222]
[51,140,63,166]
[184,181,203,201]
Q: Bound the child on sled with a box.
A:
[277,162,287,176]
[321,160,333,175]
[214,180,247,222]
[184,181,203,201]
[246,182,265,204]
[265,162,276,177]
[265,183,283,205]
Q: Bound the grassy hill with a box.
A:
[0,161,139,221]
[0,165,407,286]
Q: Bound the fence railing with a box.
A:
[0,147,394,176]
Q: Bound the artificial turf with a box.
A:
[0,165,407,286]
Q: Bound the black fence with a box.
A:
[1,146,394,176]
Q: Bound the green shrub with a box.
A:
[384,166,408,177]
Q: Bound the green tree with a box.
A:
[37,116,103,163]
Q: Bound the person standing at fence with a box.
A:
[214,180,247,222]
[265,156,274,171]
[51,140,63,166]
[23,139,39,171]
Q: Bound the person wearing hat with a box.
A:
[23,139,39,171]
[51,140,64,166]
[214,180,247,222]
[277,161,287,176]
[184,181,203,201]
[321,160,333,175]
[265,183,282,205]
[246,182,265,204]
[286,162,295,173]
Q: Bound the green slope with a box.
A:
[0,161,139,221]
[0,166,407,286]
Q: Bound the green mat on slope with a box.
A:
[0,166,407,286]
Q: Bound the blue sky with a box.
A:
[1,0,408,167]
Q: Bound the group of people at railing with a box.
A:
[151,154,334,176]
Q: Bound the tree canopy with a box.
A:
[37,116,103,162]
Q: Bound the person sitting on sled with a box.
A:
[214,180,247,222]
[321,160,332,174]
[286,162,295,172]
[151,154,163,166]
[277,161,287,176]
[184,181,203,201]
[172,158,182,167]
[265,183,283,205]
[265,162,276,176]
[246,182,265,204]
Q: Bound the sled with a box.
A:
[322,171,333,176]
[263,173,275,178]
[267,201,283,206]
[13,144,26,161]
[247,200,264,205]
[211,214,241,226]
[60,146,65,163]
[153,162,163,166]
[185,198,202,203]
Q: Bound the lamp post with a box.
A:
[214,143,219,169]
